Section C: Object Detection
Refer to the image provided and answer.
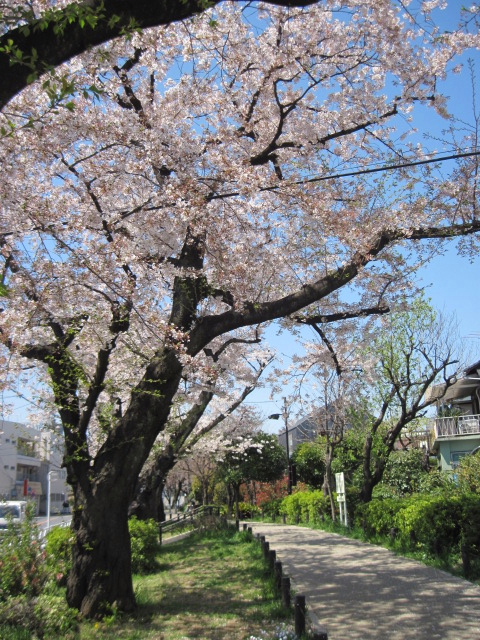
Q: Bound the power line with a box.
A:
[208,148,480,201]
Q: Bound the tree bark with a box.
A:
[65,346,183,615]
[67,486,134,616]
[129,449,175,522]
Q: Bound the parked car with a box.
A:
[0,501,28,529]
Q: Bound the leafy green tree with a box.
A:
[355,300,459,502]
[218,433,287,518]
[457,452,480,494]
[374,448,429,497]
[292,441,326,489]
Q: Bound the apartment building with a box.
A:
[0,419,69,515]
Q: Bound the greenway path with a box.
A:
[248,522,480,640]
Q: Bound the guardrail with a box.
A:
[159,505,222,543]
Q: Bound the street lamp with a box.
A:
[46,470,58,531]
[269,397,292,494]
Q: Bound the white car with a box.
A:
[0,501,28,529]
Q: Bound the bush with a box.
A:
[280,493,302,523]
[0,510,79,638]
[280,490,330,524]
[238,502,262,519]
[394,495,462,555]
[44,525,75,584]
[355,498,407,538]
[261,498,283,520]
[0,503,47,601]
[129,517,160,574]
[356,492,480,577]
[302,491,330,524]
[0,594,78,639]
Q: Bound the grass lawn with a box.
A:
[79,527,293,640]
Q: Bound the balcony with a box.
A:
[434,414,480,439]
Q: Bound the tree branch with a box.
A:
[0,0,319,109]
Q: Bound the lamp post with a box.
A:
[269,397,292,494]
[47,470,52,531]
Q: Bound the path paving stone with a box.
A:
[249,522,480,640]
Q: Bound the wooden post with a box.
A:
[281,576,291,609]
[243,523,248,532]
[274,560,282,591]
[263,540,270,557]
[248,526,252,535]
[295,595,306,637]
[268,549,276,569]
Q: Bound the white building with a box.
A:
[0,419,69,515]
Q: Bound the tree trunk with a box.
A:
[129,449,175,522]
[64,348,183,616]
[323,445,336,521]
[67,489,135,617]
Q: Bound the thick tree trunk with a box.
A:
[129,445,178,522]
[64,348,183,616]
[67,489,134,617]
[130,477,166,522]
[359,478,375,504]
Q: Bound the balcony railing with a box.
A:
[434,414,480,438]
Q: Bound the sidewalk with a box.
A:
[248,522,480,640]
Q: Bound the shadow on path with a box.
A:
[249,523,480,640]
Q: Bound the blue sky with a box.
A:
[251,242,480,435]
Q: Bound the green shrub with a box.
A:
[280,493,303,523]
[0,593,78,639]
[394,495,462,556]
[280,490,330,524]
[356,492,480,577]
[45,525,75,583]
[0,623,31,640]
[304,491,330,524]
[238,502,262,519]
[355,498,408,538]
[261,498,283,520]
[0,504,47,601]
[458,494,480,577]
[129,517,160,574]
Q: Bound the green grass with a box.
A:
[79,527,292,640]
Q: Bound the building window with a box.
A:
[16,438,35,457]
[451,451,469,469]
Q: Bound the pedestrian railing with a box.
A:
[159,505,221,543]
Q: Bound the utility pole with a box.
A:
[268,399,292,494]
[283,397,292,495]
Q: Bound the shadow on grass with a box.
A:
[82,529,290,640]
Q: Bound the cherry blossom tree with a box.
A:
[0,0,319,109]
[0,0,479,617]
[130,345,272,522]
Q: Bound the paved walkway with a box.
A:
[248,522,480,640]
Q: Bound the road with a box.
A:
[249,522,480,640]
[35,514,72,533]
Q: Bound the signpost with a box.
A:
[335,471,348,527]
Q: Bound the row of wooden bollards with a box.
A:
[241,523,328,640]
